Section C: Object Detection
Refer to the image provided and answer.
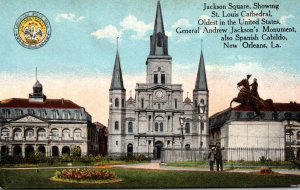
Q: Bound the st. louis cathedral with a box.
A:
[108,1,209,158]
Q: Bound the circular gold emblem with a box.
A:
[14,11,51,49]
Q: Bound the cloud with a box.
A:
[55,13,85,22]
[91,25,122,43]
[120,15,153,40]
[280,15,295,26]
[172,18,191,28]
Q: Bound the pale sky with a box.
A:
[0,0,299,125]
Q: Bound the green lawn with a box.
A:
[1,168,300,188]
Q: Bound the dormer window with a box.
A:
[15,109,23,118]
[2,109,11,119]
[39,109,47,118]
[28,109,35,115]
[52,110,59,119]
[63,110,71,119]
[75,111,81,120]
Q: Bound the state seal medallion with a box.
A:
[14,11,51,49]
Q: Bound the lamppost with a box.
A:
[286,120,294,160]
[198,100,206,155]
[179,114,185,158]
[4,133,9,162]
[49,131,53,157]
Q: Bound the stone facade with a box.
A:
[108,1,209,158]
[0,79,98,159]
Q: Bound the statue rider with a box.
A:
[245,74,251,105]
[250,78,260,99]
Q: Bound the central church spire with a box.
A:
[149,0,169,56]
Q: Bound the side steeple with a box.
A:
[149,0,169,56]
[110,45,125,91]
[194,48,208,92]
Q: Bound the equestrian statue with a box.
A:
[230,74,276,117]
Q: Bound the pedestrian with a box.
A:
[215,145,224,171]
[208,147,215,171]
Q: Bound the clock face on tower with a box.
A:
[155,90,164,99]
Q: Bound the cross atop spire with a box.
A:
[194,41,208,92]
[117,37,119,50]
[35,67,37,81]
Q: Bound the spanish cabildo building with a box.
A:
[0,78,98,159]
[108,1,209,159]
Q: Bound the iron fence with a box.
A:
[160,147,286,163]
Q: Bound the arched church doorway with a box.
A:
[154,141,163,159]
[127,143,133,157]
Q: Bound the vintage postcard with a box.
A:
[0,0,300,189]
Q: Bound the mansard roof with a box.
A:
[0,98,82,109]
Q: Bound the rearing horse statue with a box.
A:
[230,78,275,116]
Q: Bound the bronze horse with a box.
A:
[230,78,275,116]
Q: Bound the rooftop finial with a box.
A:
[201,39,203,50]
[117,37,119,50]
[35,67,37,81]
[187,91,189,98]
[130,90,132,97]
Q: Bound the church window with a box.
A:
[157,32,163,47]
[141,98,144,108]
[116,141,118,145]
[154,74,158,84]
[155,122,158,132]
[201,122,204,131]
[297,131,300,140]
[185,123,190,133]
[161,74,165,84]
[194,100,197,108]
[128,122,133,133]
[160,122,163,132]
[158,104,160,109]
[174,99,178,109]
[115,98,119,108]
[185,144,191,150]
[122,98,125,108]
[115,121,119,130]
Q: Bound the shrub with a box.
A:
[56,168,117,180]
[260,167,273,174]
